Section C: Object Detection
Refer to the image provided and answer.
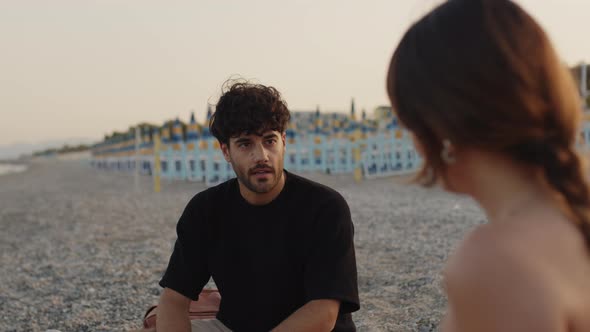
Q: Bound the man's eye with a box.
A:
[266,139,277,145]
[238,142,250,148]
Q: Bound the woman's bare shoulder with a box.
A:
[442,223,567,331]
[447,210,586,276]
[444,223,539,285]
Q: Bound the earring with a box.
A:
[441,139,456,164]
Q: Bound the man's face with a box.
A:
[221,130,286,195]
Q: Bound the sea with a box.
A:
[0,163,28,176]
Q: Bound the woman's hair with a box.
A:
[210,80,291,145]
[387,0,590,245]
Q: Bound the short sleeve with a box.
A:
[159,193,211,300]
[304,194,360,314]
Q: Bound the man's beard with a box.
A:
[236,164,281,194]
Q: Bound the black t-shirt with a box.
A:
[160,170,360,331]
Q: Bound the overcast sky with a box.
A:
[1,0,588,144]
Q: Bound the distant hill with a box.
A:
[0,137,97,160]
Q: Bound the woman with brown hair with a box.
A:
[387,0,590,331]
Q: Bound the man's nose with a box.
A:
[251,143,269,162]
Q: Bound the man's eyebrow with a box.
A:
[262,133,279,139]
[233,137,251,144]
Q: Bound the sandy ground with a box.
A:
[0,160,485,332]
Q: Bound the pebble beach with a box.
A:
[0,160,486,332]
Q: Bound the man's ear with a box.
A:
[221,143,231,162]
[281,132,286,147]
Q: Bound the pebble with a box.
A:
[0,161,485,331]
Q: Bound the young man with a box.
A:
[156,82,359,331]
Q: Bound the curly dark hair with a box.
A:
[209,81,291,145]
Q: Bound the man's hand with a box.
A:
[156,288,192,332]
[272,299,340,332]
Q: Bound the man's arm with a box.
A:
[157,192,212,331]
[155,288,192,332]
[271,299,340,332]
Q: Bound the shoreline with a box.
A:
[0,162,28,176]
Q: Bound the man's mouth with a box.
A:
[250,167,273,176]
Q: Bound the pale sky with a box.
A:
[1,0,588,145]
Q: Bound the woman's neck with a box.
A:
[462,152,559,223]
